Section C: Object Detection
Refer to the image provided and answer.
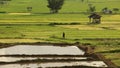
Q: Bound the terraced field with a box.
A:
[0,0,120,67]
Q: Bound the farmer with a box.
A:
[62,32,65,39]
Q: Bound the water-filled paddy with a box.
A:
[0,45,85,55]
[0,45,108,68]
[0,61,108,68]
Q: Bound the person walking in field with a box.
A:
[62,32,65,39]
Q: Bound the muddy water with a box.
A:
[0,45,85,55]
[0,61,108,68]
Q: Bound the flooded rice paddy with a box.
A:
[0,45,108,68]
[0,61,108,68]
[0,45,85,55]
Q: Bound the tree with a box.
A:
[27,7,32,12]
[47,0,64,13]
[87,4,96,13]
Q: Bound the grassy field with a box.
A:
[0,14,120,23]
[0,23,120,67]
[0,22,120,43]
[0,0,120,13]
[0,0,120,24]
[0,0,120,67]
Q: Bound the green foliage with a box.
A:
[0,24,120,41]
[26,7,32,12]
[47,0,64,13]
[87,4,96,13]
[0,0,119,13]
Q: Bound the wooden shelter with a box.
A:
[88,13,102,24]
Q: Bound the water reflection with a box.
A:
[0,45,85,55]
[0,61,108,68]
[0,45,108,68]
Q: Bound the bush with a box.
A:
[0,11,6,13]
[49,22,80,26]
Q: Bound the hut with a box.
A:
[88,13,102,24]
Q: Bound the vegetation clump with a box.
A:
[47,0,64,13]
